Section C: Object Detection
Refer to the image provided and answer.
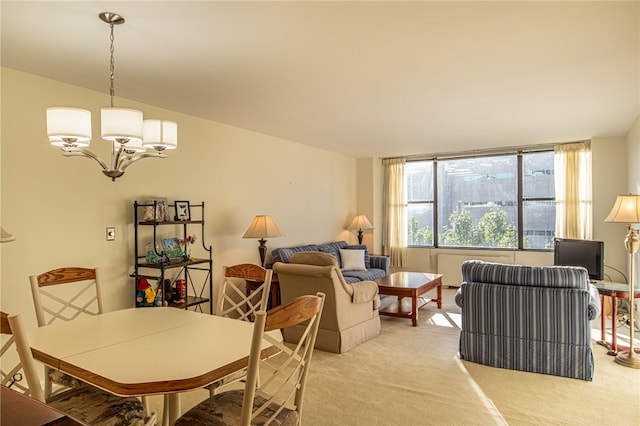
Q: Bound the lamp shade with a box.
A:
[243,215,285,239]
[0,227,15,243]
[143,119,178,150]
[101,108,144,142]
[604,194,640,224]
[349,215,374,231]
[46,107,92,147]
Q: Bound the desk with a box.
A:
[593,282,640,355]
[28,308,281,426]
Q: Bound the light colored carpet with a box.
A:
[150,288,640,425]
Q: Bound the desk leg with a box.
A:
[600,295,606,343]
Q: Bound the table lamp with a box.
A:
[0,227,15,243]
[349,215,374,245]
[243,215,285,267]
[604,194,640,369]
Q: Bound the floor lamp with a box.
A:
[604,194,640,369]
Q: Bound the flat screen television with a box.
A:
[553,238,604,281]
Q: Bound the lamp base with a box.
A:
[615,351,640,369]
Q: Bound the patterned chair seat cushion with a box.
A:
[48,386,146,426]
[175,389,298,426]
[49,370,88,390]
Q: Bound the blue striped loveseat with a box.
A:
[269,240,389,283]
[455,260,601,381]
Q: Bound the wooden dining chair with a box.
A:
[217,263,273,321]
[29,267,152,417]
[29,267,104,399]
[1,311,157,426]
[206,264,274,397]
[176,292,325,426]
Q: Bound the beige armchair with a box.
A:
[273,251,380,353]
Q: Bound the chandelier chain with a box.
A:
[109,22,116,108]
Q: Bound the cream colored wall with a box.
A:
[628,116,640,193]
[0,68,357,326]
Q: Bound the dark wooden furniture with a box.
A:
[374,272,443,326]
[1,386,87,426]
[593,281,640,355]
[246,272,280,309]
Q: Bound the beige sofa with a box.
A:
[273,252,381,354]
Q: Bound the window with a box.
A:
[406,150,555,250]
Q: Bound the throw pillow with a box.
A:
[339,249,366,271]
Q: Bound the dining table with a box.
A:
[27,307,281,426]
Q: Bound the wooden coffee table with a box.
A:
[374,272,443,326]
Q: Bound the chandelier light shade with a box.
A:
[101,108,144,142]
[45,12,177,181]
[349,214,374,244]
[46,107,92,147]
[604,194,640,369]
[243,215,285,267]
[143,120,178,150]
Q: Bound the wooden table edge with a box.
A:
[32,345,280,396]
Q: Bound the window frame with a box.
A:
[405,148,555,251]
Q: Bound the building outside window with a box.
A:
[406,150,555,250]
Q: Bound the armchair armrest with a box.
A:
[370,255,389,275]
[454,284,465,308]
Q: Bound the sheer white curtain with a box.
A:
[554,141,592,239]
[382,158,407,267]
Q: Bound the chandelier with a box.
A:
[46,12,177,181]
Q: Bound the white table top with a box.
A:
[28,307,281,397]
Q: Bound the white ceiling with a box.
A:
[2,1,638,158]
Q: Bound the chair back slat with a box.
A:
[35,267,98,287]
[29,267,104,327]
[217,264,272,321]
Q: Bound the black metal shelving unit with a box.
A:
[132,201,213,313]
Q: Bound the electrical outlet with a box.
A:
[106,227,116,241]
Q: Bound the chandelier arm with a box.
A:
[117,152,168,172]
[61,148,110,171]
[112,144,125,170]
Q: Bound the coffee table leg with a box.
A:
[412,292,418,326]
[436,284,442,308]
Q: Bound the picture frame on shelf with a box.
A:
[174,200,191,221]
[148,197,170,222]
[161,237,183,260]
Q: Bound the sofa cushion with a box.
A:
[345,244,372,269]
[317,241,348,261]
[290,251,339,267]
[340,249,367,271]
[271,244,319,264]
[342,268,386,282]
